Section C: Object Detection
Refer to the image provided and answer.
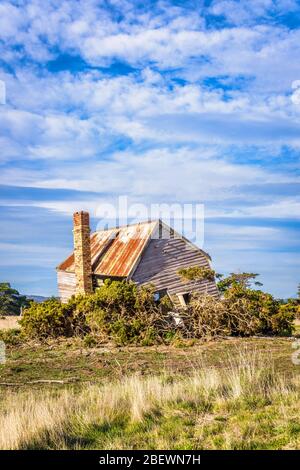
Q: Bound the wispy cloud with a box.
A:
[0,0,299,297]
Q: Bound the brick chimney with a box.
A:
[73,211,93,295]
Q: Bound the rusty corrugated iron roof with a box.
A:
[57,220,158,278]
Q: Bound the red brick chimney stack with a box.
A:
[73,211,93,295]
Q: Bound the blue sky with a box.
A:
[0,0,300,298]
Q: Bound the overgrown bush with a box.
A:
[225,285,296,336]
[20,298,82,338]
[21,281,173,345]
[72,280,173,345]
[20,277,296,344]
[184,284,296,338]
[176,268,296,338]
[0,328,23,346]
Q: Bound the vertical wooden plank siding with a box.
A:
[57,270,76,303]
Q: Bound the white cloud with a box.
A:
[0,3,299,237]
[291,80,300,105]
[26,199,103,216]
[0,0,299,94]
[206,198,300,219]
[2,65,300,166]
[209,0,299,26]
[1,145,298,217]
[1,0,300,299]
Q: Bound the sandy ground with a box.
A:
[0,316,21,330]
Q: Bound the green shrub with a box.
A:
[20,281,173,344]
[271,303,297,336]
[82,280,172,346]
[19,278,296,344]
[83,333,98,348]
[0,328,23,346]
[20,298,72,338]
[109,318,155,346]
[297,305,300,320]
[225,286,296,336]
[178,266,217,282]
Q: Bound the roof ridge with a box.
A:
[93,219,160,233]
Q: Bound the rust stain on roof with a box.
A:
[57,252,74,272]
[57,221,158,277]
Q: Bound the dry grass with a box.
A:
[0,350,300,450]
[0,316,20,330]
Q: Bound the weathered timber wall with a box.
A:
[132,228,218,297]
[57,270,76,303]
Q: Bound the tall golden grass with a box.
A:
[0,351,299,450]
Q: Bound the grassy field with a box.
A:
[0,336,299,450]
[0,336,298,385]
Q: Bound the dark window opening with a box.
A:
[154,289,168,302]
[182,293,191,305]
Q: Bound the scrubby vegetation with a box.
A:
[19,274,297,345]
[184,285,296,338]
[0,350,299,450]
[20,281,174,345]
[180,269,297,338]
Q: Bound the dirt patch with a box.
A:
[0,316,20,330]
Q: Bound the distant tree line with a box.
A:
[0,282,30,316]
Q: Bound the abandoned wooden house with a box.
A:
[56,211,218,306]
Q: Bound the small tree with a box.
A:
[0,282,29,316]
[217,272,263,294]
